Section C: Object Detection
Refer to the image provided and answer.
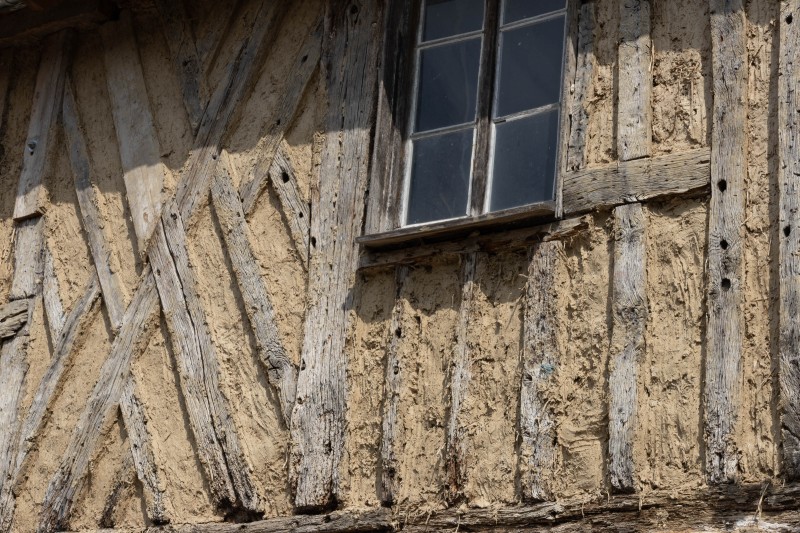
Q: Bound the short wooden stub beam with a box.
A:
[290,0,383,511]
[445,252,478,504]
[779,0,800,480]
[607,203,647,492]
[520,241,562,502]
[379,265,409,505]
[703,0,747,484]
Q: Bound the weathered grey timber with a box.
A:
[265,146,311,266]
[211,159,297,425]
[779,0,800,480]
[607,203,647,492]
[152,209,259,511]
[238,18,321,217]
[154,0,205,133]
[62,81,128,328]
[0,299,30,339]
[704,0,747,484]
[562,148,710,216]
[99,451,136,529]
[119,377,169,523]
[12,30,72,220]
[565,1,595,172]
[359,217,589,270]
[37,277,159,533]
[63,78,166,522]
[379,266,408,505]
[290,0,383,510]
[39,2,288,527]
[445,252,477,503]
[9,217,43,300]
[554,0,579,216]
[617,0,652,161]
[100,12,164,252]
[520,241,562,502]
[41,245,64,340]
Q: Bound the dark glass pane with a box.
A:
[416,38,481,132]
[489,109,558,211]
[407,129,474,224]
[495,16,565,118]
[423,0,484,42]
[502,0,566,24]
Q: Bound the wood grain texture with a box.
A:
[211,158,297,425]
[0,299,30,339]
[290,0,383,510]
[617,0,652,161]
[13,29,72,220]
[41,244,64,340]
[379,265,408,505]
[100,11,165,251]
[520,241,562,502]
[151,209,258,511]
[704,0,747,484]
[238,18,321,217]
[62,80,127,329]
[38,3,286,527]
[9,216,43,301]
[154,0,205,133]
[779,0,800,481]
[566,1,595,173]
[445,252,477,503]
[0,49,13,139]
[37,274,159,533]
[607,203,647,492]
[119,376,169,523]
[562,148,710,216]
[266,146,311,266]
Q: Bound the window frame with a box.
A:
[362,0,580,246]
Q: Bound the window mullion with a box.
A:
[467,0,500,217]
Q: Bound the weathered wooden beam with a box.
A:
[0,299,30,340]
[100,11,165,252]
[520,241,562,502]
[617,0,652,161]
[62,80,127,329]
[379,265,408,505]
[607,203,647,492]
[566,1,595,173]
[290,0,383,511]
[562,148,710,216]
[238,18,321,217]
[265,146,311,266]
[98,450,136,529]
[13,30,72,220]
[0,0,25,13]
[38,2,288,527]
[445,252,477,504]
[704,0,747,484]
[0,49,13,140]
[778,0,800,481]
[9,217,44,300]
[154,0,205,134]
[41,244,64,339]
[359,216,589,270]
[211,157,297,425]
[0,0,111,48]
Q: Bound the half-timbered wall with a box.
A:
[0,0,797,531]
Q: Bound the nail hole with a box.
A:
[718,179,727,192]
[299,212,304,218]
[720,239,728,250]
[311,236,317,248]
[350,4,358,14]
[281,171,290,183]
[721,278,732,290]
[788,13,794,24]
[785,226,792,237]
[395,327,402,338]
[301,54,308,63]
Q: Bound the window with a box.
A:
[403,0,568,227]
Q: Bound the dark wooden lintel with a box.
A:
[0,0,113,47]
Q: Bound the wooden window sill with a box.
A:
[357,200,556,249]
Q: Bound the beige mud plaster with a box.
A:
[38,1,290,527]
[704,0,747,484]
[520,241,562,502]
[100,11,166,251]
[211,157,297,425]
[13,30,73,221]
[291,0,383,510]
[607,203,647,492]
[779,0,800,480]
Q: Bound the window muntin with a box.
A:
[403,0,567,227]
